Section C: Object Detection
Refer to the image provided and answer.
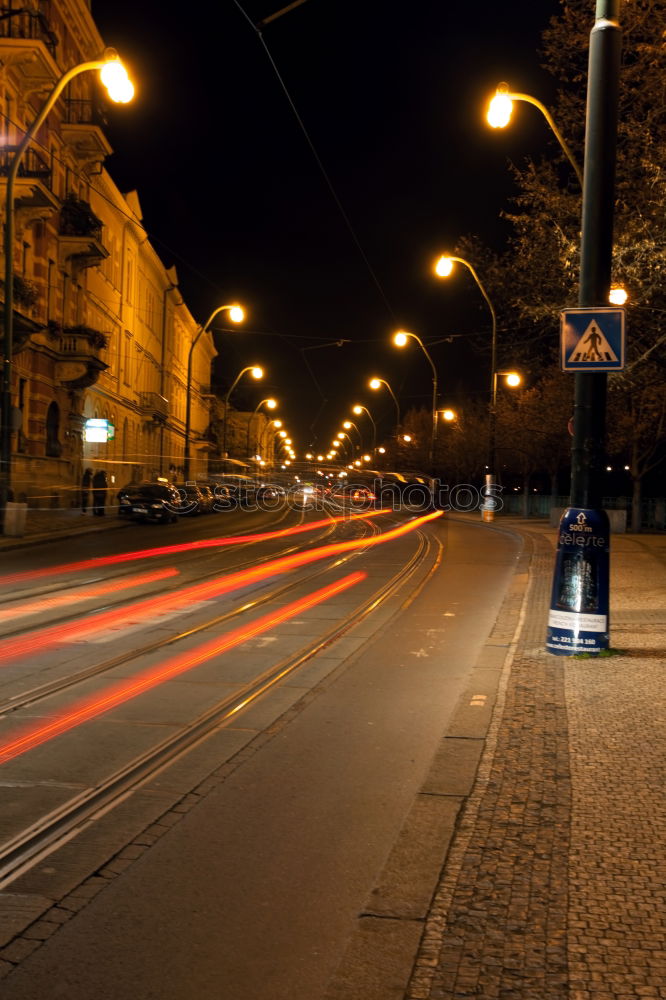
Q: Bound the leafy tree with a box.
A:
[476,0,666,523]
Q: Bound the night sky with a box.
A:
[91,0,563,453]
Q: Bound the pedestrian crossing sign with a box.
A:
[560,308,625,371]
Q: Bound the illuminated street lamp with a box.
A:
[246,398,277,459]
[391,331,437,466]
[184,303,245,479]
[1,49,134,523]
[368,376,401,435]
[351,403,377,457]
[609,286,628,305]
[222,365,263,461]
[342,420,362,452]
[434,255,501,503]
[486,82,583,186]
[441,408,457,422]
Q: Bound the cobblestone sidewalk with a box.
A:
[408,526,666,1000]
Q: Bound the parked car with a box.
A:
[117,482,183,523]
[173,483,213,515]
[195,483,216,513]
[207,474,261,509]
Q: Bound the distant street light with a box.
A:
[486,82,583,186]
[351,404,377,457]
[609,286,628,305]
[391,331,437,466]
[1,49,134,523]
[434,255,500,512]
[368,376,401,436]
[342,420,362,453]
[222,365,263,461]
[184,303,245,479]
[246,398,277,458]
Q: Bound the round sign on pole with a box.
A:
[546,507,610,655]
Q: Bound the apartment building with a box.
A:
[0,0,216,509]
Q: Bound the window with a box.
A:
[123,333,132,386]
[45,401,61,457]
[125,254,134,305]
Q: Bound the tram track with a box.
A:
[0,518,438,890]
[0,507,350,638]
[0,512,387,716]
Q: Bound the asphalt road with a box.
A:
[0,513,520,999]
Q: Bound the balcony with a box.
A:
[57,194,108,272]
[54,325,109,390]
[139,392,169,422]
[0,146,60,220]
[0,7,60,84]
[61,99,113,168]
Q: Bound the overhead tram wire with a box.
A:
[232,0,399,327]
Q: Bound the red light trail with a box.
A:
[0,509,391,586]
[0,568,179,624]
[0,571,366,766]
[0,511,441,664]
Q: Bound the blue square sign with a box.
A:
[560,308,625,371]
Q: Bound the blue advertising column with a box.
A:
[546,507,610,655]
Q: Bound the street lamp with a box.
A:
[222,365,263,462]
[245,397,277,458]
[368,376,401,436]
[184,303,245,479]
[342,420,362,454]
[486,82,583,187]
[434,255,501,507]
[1,49,134,523]
[336,432,354,459]
[351,404,377,458]
[391,331,437,466]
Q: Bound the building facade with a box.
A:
[0,0,217,510]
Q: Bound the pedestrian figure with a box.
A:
[81,468,93,514]
[92,469,108,516]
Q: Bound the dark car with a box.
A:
[207,474,260,510]
[117,482,182,523]
[173,483,213,516]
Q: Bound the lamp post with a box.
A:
[391,331,437,466]
[336,432,353,460]
[222,365,263,462]
[546,0,622,657]
[368,377,401,437]
[184,303,245,480]
[434,255,499,512]
[342,420,362,455]
[487,82,583,186]
[246,397,277,458]
[489,371,521,513]
[1,50,133,526]
[351,404,377,459]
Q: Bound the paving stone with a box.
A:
[405,526,666,999]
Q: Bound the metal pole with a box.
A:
[184,326,204,480]
[571,0,622,508]
[547,0,621,657]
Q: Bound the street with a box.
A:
[0,507,520,999]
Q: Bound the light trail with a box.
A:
[0,508,391,586]
[0,571,366,765]
[0,568,179,624]
[0,511,441,664]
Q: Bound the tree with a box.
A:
[491,0,666,521]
